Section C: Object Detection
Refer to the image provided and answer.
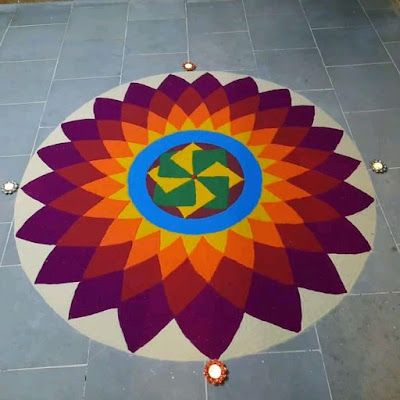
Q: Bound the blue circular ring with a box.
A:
[128,130,262,234]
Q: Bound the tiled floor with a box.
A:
[0,1,399,399]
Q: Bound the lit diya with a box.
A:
[204,359,228,385]
[370,159,388,174]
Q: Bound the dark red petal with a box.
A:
[62,120,100,141]
[289,170,339,195]
[84,242,132,279]
[57,162,105,186]
[210,258,253,309]
[73,140,110,161]
[259,89,291,110]
[176,86,203,115]
[254,108,289,129]
[118,284,173,352]
[22,172,75,204]
[284,147,330,169]
[276,223,323,252]
[318,182,374,217]
[38,142,84,169]
[307,218,371,254]
[158,74,190,100]
[69,271,123,318]
[94,98,122,120]
[300,127,343,151]
[284,105,315,127]
[272,127,309,147]
[97,120,125,140]
[124,82,155,107]
[288,249,346,294]
[50,187,102,215]
[191,73,222,98]
[224,76,258,103]
[176,285,244,359]
[230,96,259,120]
[316,153,360,180]
[16,206,78,245]
[287,197,340,222]
[36,246,95,284]
[246,273,302,332]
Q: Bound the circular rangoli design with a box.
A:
[15,72,376,361]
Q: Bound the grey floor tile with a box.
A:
[12,3,71,26]
[370,169,400,243]
[122,52,184,82]
[243,0,302,15]
[248,13,314,50]
[208,352,331,400]
[188,0,246,34]
[42,76,120,127]
[56,38,124,79]
[266,326,319,352]
[256,49,331,90]
[0,103,43,155]
[314,26,389,66]
[190,32,256,70]
[1,223,19,266]
[317,293,400,400]
[352,206,400,293]
[298,89,347,128]
[0,267,89,369]
[367,9,400,42]
[347,108,400,166]
[0,25,65,62]
[129,0,185,21]
[85,342,205,400]
[0,155,30,223]
[0,223,10,259]
[0,60,55,104]
[303,3,369,29]
[328,64,400,111]
[126,19,187,55]
[66,3,128,40]
[360,0,395,9]
[386,42,400,70]
[0,367,86,400]
[33,127,54,152]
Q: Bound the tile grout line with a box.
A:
[326,61,393,68]
[54,75,121,82]
[119,1,130,85]
[9,22,67,28]
[0,9,13,49]
[314,325,334,400]
[0,101,46,106]
[0,59,58,64]
[81,340,91,400]
[130,51,187,57]
[253,46,317,52]
[1,363,88,373]
[258,348,320,355]
[297,0,351,137]
[204,371,208,400]
[240,0,259,74]
[29,2,73,155]
[355,0,400,77]
[348,290,400,296]
[0,153,31,158]
[344,106,400,113]
[184,0,190,61]
[376,199,400,252]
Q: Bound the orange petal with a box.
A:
[90,159,126,175]
[82,177,123,197]
[147,111,167,134]
[158,238,188,279]
[262,202,304,224]
[126,231,160,266]
[189,237,223,282]
[101,218,141,246]
[259,144,294,160]
[265,160,308,180]
[84,198,129,218]
[248,128,278,145]
[248,219,284,247]
[267,180,310,201]
[103,140,133,158]
[231,114,256,135]
[121,122,148,144]
[224,230,254,268]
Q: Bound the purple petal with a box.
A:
[259,89,291,110]
[36,246,95,284]
[224,77,258,103]
[246,273,302,332]
[38,143,84,169]
[300,127,343,151]
[158,74,190,100]
[124,83,155,107]
[62,120,99,141]
[69,271,123,318]
[176,285,244,359]
[287,249,346,294]
[17,206,78,245]
[318,182,374,217]
[307,218,371,254]
[118,284,173,352]
[317,153,360,180]
[285,105,315,127]
[94,98,122,120]
[22,172,75,204]
[191,73,222,98]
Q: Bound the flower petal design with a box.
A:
[16,73,374,359]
